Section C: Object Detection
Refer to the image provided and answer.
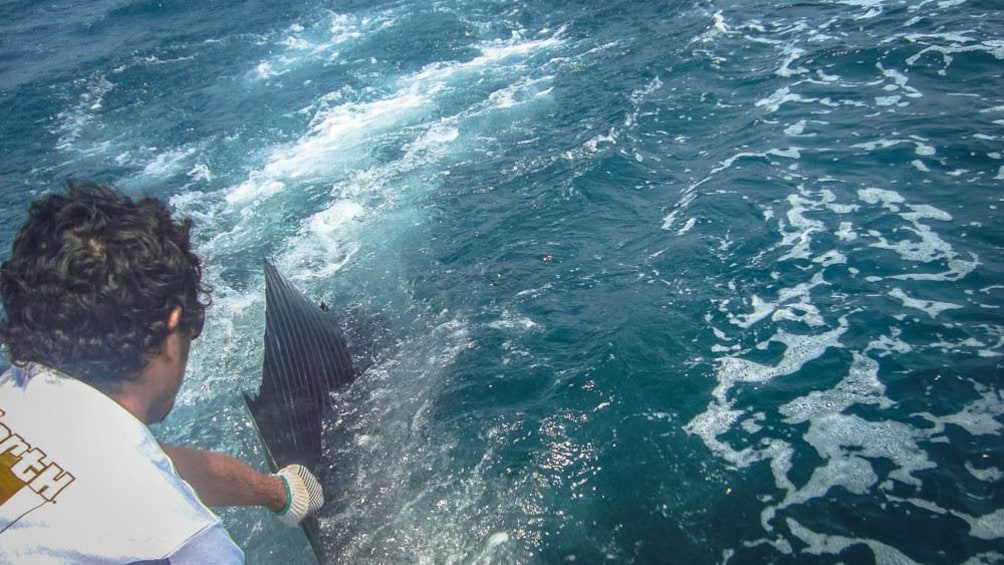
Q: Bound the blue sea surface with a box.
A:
[2,0,1003,563]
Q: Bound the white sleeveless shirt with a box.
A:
[0,364,244,564]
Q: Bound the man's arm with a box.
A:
[162,443,287,512]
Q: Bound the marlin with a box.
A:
[242,260,357,562]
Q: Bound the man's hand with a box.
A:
[162,444,325,526]
[274,464,324,527]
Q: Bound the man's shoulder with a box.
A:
[0,364,235,562]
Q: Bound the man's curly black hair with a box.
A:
[0,181,211,389]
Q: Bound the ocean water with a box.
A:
[2,0,1003,563]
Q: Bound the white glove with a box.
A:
[274,464,324,527]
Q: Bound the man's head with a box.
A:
[0,182,211,392]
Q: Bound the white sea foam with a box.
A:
[658,199,689,231]
[968,509,1004,541]
[686,167,990,553]
[888,287,963,318]
[514,283,553,299]
[756,86,817,113]
[54,74,116,153]
[915,384,1004,437]
[858,187,905,209]
[662,148,801,230]
[724,272,828,329]
[965,463,1003,482]
[857,188,978,281]
[685,319,848,468]
[786,519,918,564]
[851,138,937,156]
[877,63,923,99]
[677,218,697,235]
[309,199,365,234]
[690,10,734,47]
[812,250,846,267]
[783,119,827,137]
[214,28,569,298]
[724,295,776,329]
[755,409,937,541]
[488,75,555,109]
[187,163,213,182]
[487,531,509,547]
[896,493,1004,543]
[765,454,878,529]
[282,201,364,279]
[743,357,998,555]
[810,413,935,487]
[784,120,808,136]
[138,147,197,178]
[229,30,563,208]
[712,10,730,33]
[777,47,808,77]
[778,192,824,261]
[964,552,1004,565]
[779,353,891,425]
[875,95,904,107]
[487,310,539,332]
[835,221,857,241]
[225,178,287,204]
[865,331,914,357]
[252,12,389,80]
[906,38,1004,74]
[664,5,998,561]
[581,128,617,153]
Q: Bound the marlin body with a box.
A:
[243,260,357,562]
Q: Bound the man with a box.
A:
[0,182,323,563]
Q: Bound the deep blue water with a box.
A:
[2,0,1003,563]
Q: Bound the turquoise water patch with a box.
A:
[1,0,1002,563]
